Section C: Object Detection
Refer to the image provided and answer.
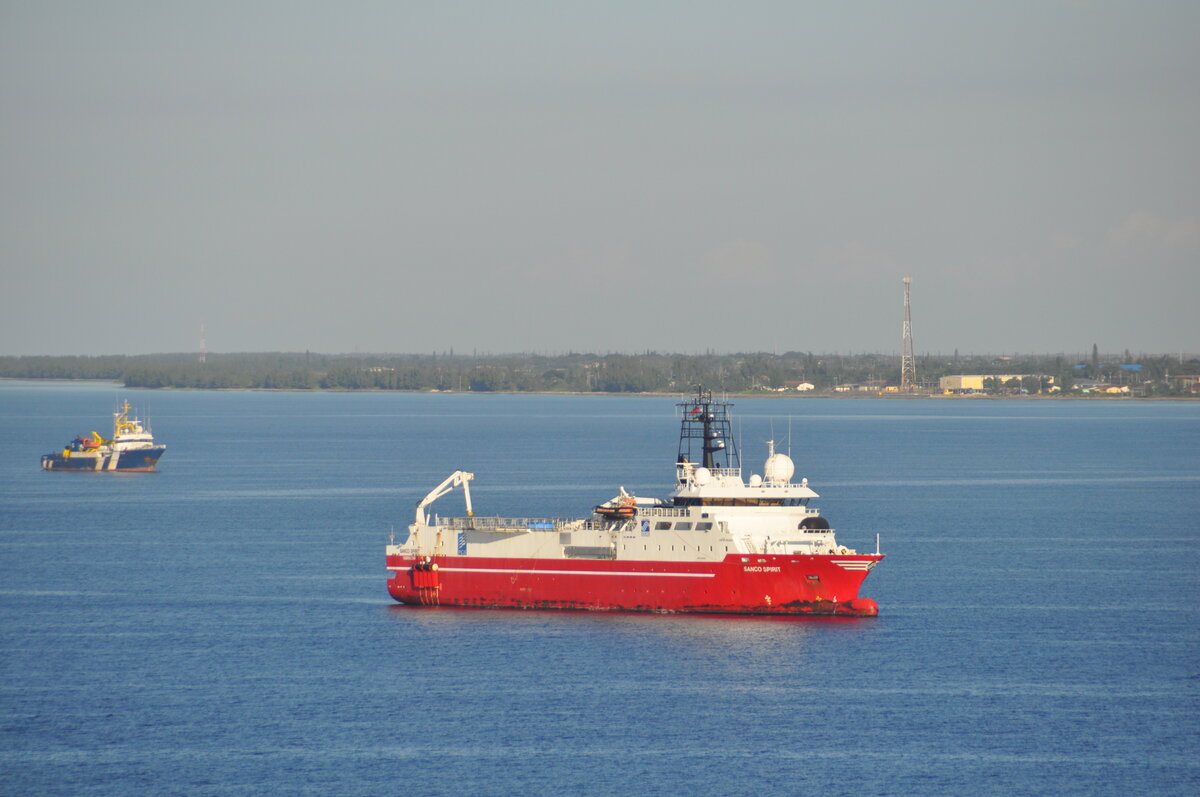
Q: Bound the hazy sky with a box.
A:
[2,1,1197,357]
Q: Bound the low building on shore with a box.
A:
[940,374,1057,394]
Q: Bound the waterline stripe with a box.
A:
[388,566,715,578]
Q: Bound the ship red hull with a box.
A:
[387,553,883,617]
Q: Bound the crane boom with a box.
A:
[414,470,474,525]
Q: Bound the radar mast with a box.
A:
[676,388,740,472]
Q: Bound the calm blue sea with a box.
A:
[1,381,1197,796]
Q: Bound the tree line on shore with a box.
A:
[2,350,1195,395]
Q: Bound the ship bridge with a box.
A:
[673,388,818,506]
[672,462,819,506]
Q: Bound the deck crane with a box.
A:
[414,470,474,525]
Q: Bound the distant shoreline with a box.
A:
[5,351,1195,397]
[2,377,1194,400]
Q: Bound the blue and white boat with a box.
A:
[41,401,166,472]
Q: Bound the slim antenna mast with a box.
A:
[900,276,917,391]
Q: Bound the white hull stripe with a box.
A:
[832,560,876,571]
[388,566,714,578]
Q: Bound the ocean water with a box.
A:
[1,381,1197,796]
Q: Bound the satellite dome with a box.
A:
[693,467,712,485]
[764,452,794,484]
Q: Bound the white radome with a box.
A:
[764,452,795,484]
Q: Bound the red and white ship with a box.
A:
[386,389,884,616]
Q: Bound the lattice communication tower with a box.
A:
[900,276,916,391]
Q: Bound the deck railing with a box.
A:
[630,506,690,518]
[440,516,616,532]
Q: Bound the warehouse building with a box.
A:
[939,374,1056,393]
